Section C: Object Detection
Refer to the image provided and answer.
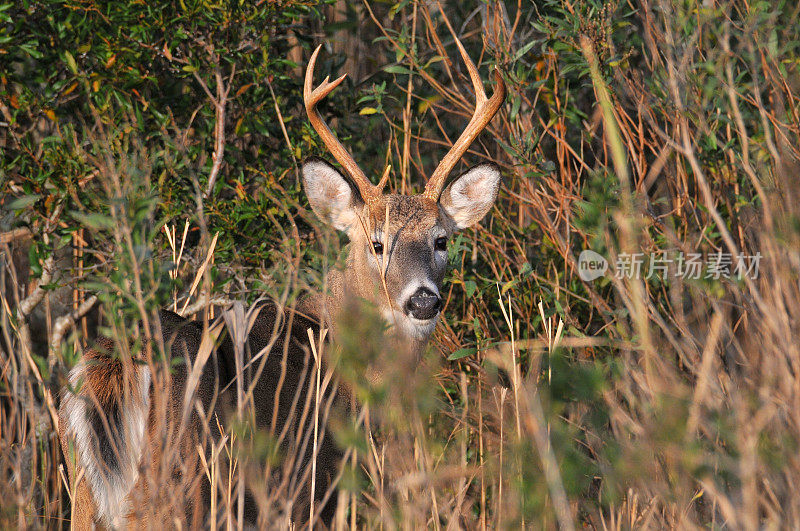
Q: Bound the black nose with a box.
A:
[404,288,442,320]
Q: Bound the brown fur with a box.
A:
[60,305,341,528]
[59,415,102,529]
[81,339,144,413]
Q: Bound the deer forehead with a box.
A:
[364,194,443,235]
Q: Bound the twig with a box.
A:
[306,327,327,526]
[401,1,418,192]
[193,60,236,198]
[11,254,61,432]
[17,255,55,320]
[180,232,219,315]
[0,228,32,245]
[178,296,235,317]
[49,295,98,358]
[266,78,299,183]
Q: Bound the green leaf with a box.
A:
[384,65,413,75]
[28,244,42,277]
[500,279,516,295]
[448,347,476,361]
[5,194,41,211]
[510,94,522,121]
[464,280,477,298]
[512,40,537,62]
[72,211,115,230]
[64,51,77,74]
[424,55,446,67]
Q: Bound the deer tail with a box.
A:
[59,338,151,527]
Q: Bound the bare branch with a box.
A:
[266,78,300,182]
[17,255,55,319]
[179,296,236,317]
[193,60,236,198]
[0,228,32,245]
[49,295,98,359]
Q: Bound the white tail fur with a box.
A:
[60,360,151,527]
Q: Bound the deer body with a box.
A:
[59,42,504,528]
[60,304,339,528]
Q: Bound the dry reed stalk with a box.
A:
[180,232,219,315]
[306,326,328,525]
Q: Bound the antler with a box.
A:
[305,45,387,203]
[423,38,506,201]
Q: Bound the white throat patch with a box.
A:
[383,307,439,340]
[383,281,442,340]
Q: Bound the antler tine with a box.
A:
[305,45,384,202]
[454,36,487,107]
[378,164,392,189]
[423,37,506,201]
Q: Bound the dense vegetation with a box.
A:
[3,0,800,527]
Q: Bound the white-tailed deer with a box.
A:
[59,41,505,528]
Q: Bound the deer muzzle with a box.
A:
[404,287,442,321]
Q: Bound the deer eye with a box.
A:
[434,237,448,251]
[371,241,384,255]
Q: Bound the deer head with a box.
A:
[302,42,505,343]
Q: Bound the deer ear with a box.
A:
[439,163,501,229]
[302,157,361,230]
